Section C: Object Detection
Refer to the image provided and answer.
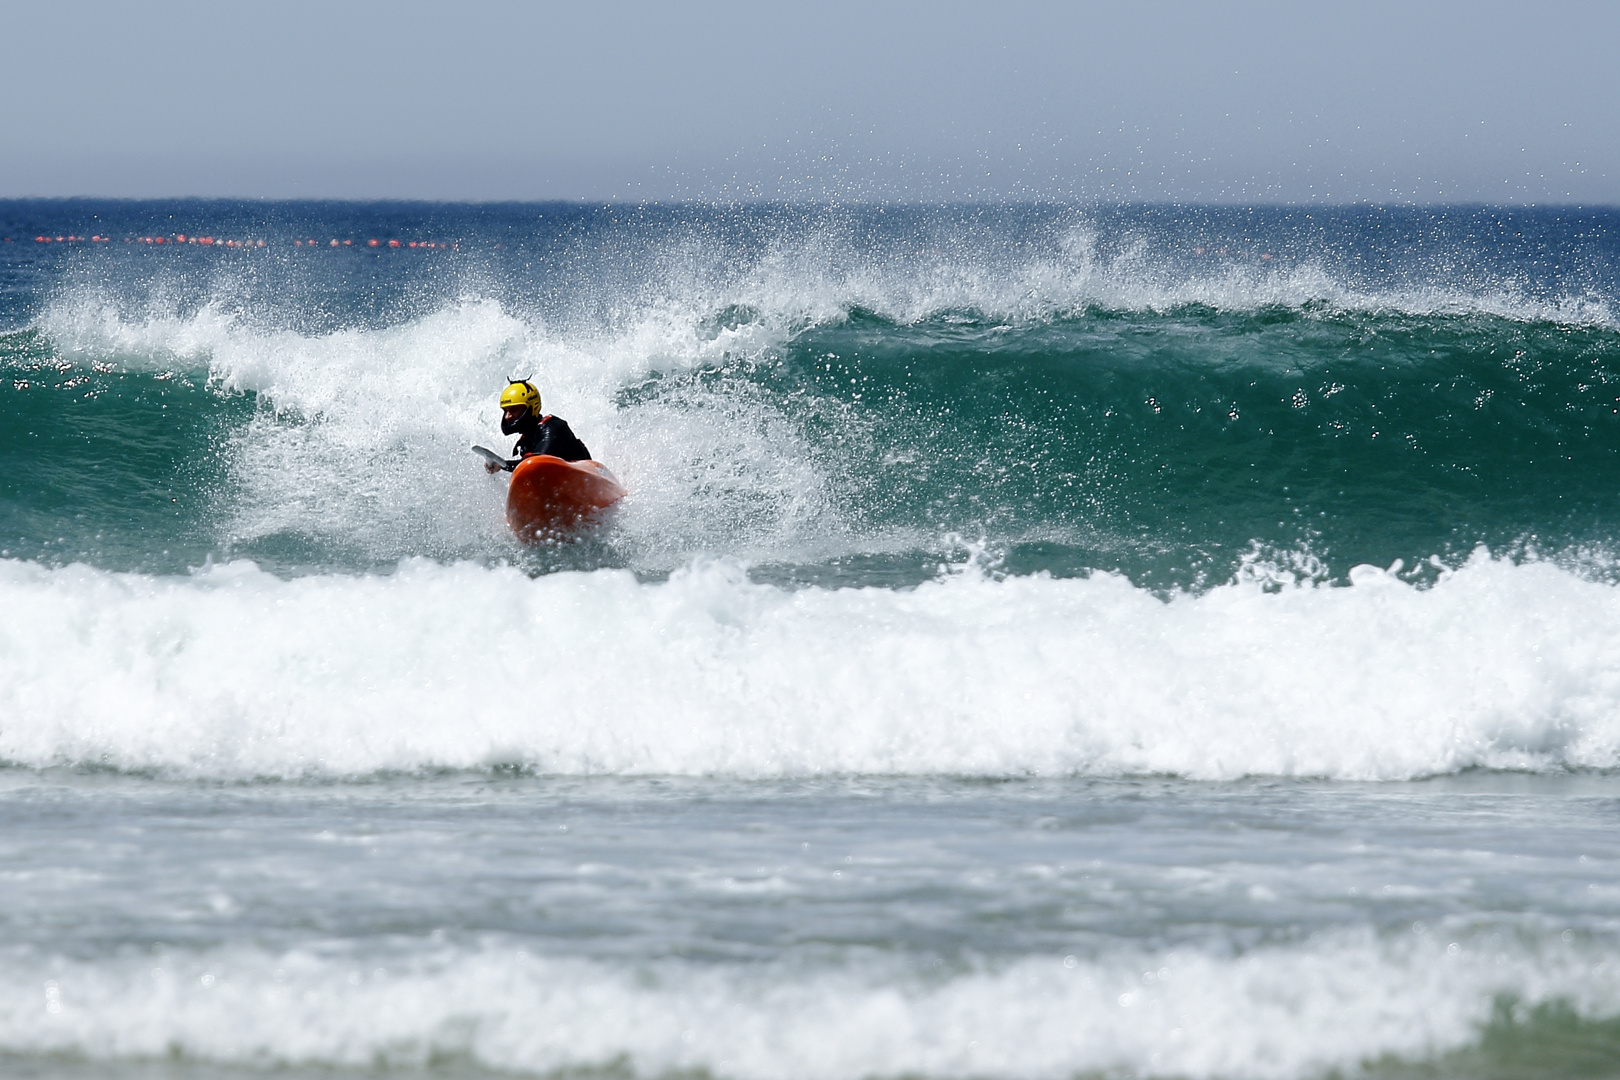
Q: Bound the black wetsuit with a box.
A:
[507,414,591,467]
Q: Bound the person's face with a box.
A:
[503,405,527,425]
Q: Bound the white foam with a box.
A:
[2,550,1618,781]
[4,928,1615,1078]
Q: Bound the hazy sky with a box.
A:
[3,0,1616,203]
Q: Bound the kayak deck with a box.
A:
[505,454,627,540]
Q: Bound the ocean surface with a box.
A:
[2,199,1620,1079]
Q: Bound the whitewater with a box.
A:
[4,552,1620,780]
[2,200,1620,1079]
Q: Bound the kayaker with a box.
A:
[484,380,592,472]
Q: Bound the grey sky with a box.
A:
[2,0,1615,202]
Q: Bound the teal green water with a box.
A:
[750,305,1620,586]
[8,302,1620,585]
[0,329,249,571]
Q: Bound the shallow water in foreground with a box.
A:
[2,771,1618,1080]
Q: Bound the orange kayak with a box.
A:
[505,455,627,540]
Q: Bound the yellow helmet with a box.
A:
[500,380,541,413]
